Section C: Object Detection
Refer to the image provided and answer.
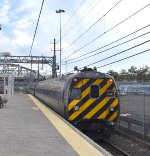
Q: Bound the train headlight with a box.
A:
[73,106,79,111]
[108,122,114,126]
[73,78,77,82]
[109,79,113,83]
[109,107,114,112]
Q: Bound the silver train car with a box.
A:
[28,67,120,137]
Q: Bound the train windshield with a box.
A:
[85,72,100,77]
[70,88,81,99]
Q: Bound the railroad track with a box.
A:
[85,129,150,155]
[115,126,150,151]
[98,139,130,156]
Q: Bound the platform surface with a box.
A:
[0,93,109,156]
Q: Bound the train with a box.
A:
[28,67,120,138]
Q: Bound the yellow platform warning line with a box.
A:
[32,107,39,111]
[28,94,105,156]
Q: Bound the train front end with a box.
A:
[67,68,119,136]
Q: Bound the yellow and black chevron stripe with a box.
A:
[68,78,119,123]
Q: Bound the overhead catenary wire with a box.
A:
[85,39,150,67]
[67,39,150,73]
[57,0,98,58]
[29,0,45,56]
[62,0,123,54]
[67,48,150,73]
[62,24,150,63]
[97,48,150,68]
[63,0,86,28]
[75,0,102,26]
[74,0,97,23]
[63,31,150,65]
[62,4,150,61]
[61,0,102,40]
[62,0,115,44]
[61,0,96,38]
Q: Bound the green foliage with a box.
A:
[107,70,119,80]
[107,65,150,82]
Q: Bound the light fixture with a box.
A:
[73,106,79,111]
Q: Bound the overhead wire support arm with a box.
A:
[0,56,53,64]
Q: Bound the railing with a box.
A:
[118,116,150,136]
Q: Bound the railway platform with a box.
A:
[0,93,110,156]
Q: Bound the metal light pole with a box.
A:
[56,9,65,76]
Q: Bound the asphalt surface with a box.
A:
[0,93,108,156]
[0,93,78,156]
[119,93,150,123]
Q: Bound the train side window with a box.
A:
[70,88,81,99]
[62,91,64,101]
[50,90,52,96]
[90,85,99,98]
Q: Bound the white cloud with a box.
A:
[0,35,20,55]
[0,0,150,74]
[0,0,11,24]
[14,0,40,15]
[12,28,32,47]
[13,18,32,30]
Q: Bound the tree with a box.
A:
[128,66,137,80]
[107,70,119,80]
[137,65,150,82]
[107,65,150,82]
[119,69,128,80]
[128,66,137,75]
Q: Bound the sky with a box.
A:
[0,0,150,75]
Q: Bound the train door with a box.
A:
[80,78,108,120]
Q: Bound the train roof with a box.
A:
[66,70,113,80]
[36,78,65,91]
[36,69,113,91]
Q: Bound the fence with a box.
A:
[117,83,150,138]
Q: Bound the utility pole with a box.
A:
[51,39,58,78]
[65,61,68,74]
